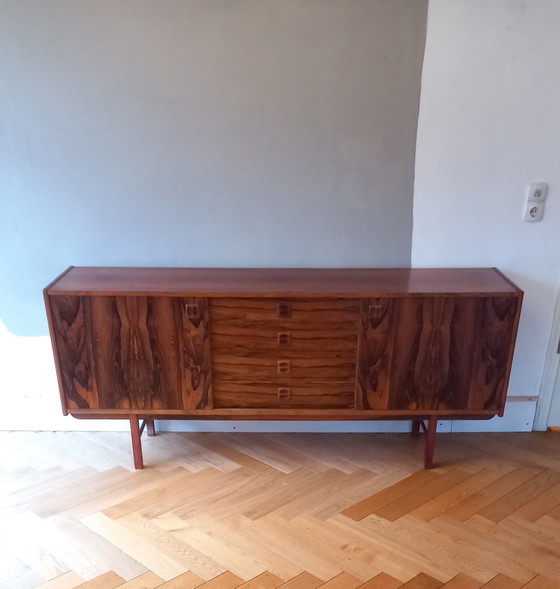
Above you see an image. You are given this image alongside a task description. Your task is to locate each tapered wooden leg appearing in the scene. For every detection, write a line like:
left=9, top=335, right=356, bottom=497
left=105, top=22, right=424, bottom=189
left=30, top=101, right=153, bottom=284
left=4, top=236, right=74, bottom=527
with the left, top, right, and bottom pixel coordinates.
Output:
left=130, top=416, right=144, bottom=470
left=424, top=416, right=438, bottom=470
left=146, top=419, right=156, bottom=437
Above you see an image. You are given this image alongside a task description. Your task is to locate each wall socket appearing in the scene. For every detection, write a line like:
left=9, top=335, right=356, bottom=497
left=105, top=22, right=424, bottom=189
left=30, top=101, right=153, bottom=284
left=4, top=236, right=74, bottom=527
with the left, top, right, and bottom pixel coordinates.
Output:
left=524, top=182, right=548, bottom=222
left=524, top=202, right=545, bottom=222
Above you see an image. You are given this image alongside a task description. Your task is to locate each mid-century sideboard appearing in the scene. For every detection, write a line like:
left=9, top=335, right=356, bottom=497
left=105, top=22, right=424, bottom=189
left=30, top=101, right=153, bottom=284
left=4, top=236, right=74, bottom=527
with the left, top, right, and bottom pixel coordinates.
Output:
left=44, top=267, right=523, bottom=469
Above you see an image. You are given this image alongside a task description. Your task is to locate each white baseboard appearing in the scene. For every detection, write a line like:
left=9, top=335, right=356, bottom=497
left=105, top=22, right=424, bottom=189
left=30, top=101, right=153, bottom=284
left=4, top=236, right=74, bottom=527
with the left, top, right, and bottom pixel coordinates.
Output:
left=153, top=420, right=441, bottom=433
left=450, top=398, right=537, bottom=433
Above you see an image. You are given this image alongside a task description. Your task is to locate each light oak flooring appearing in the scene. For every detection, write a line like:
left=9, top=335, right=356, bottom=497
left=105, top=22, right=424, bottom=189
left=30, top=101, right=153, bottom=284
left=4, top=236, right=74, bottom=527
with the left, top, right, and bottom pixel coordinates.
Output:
left=2, top=430, right=560, bottom=588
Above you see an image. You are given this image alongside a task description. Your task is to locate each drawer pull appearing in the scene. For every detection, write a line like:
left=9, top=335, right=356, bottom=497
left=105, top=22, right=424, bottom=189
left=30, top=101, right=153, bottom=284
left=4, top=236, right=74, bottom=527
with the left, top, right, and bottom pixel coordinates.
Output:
left=277, top=303, right=292, bottom=318
left=368, top=304, right=383, bottom=326
left=277, top=332, right=291, bottom=345
left=185, top=303, right=200, bottom=320
left=278, top=387, right=291, bottom=400
left=277, top=360, right=291, bottom=373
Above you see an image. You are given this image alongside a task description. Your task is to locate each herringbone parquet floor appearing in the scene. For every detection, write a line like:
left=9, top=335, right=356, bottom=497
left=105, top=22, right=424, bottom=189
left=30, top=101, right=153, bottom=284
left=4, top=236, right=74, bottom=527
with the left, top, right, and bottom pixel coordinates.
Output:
left=2, top=430, right=560, bottom=588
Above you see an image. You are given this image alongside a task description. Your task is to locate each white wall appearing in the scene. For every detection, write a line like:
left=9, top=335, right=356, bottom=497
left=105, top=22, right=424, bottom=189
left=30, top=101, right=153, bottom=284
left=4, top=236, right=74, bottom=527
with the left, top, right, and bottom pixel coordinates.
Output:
left=412, top=0, right=560, bottom=428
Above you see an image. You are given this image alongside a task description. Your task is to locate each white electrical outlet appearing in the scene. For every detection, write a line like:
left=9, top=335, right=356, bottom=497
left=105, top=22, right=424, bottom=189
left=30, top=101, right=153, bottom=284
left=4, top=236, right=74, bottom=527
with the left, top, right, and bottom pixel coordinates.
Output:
left=527, top=182, right=548, bottom=202
left=524, top=202, right=545, bottom=222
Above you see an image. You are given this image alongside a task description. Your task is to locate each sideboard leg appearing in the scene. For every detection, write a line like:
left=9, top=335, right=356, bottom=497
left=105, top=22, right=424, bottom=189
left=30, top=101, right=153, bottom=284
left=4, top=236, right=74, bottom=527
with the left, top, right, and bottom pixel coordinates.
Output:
left=130, top=416, right=144, bottom=470
left=424, top=416, right=438, bottom=470
left=146, top=419, right=156, bottom=437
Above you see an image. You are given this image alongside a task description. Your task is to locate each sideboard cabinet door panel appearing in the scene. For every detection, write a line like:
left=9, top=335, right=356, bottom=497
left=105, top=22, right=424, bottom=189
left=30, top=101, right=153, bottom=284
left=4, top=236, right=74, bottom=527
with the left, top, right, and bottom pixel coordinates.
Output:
left=49, top=295, right=98, bottom=410
left=389, top=297, right=475, bottom=411
left=358, top=296, right=519, bottom=412
left=89, top=296, right=183, bottom=410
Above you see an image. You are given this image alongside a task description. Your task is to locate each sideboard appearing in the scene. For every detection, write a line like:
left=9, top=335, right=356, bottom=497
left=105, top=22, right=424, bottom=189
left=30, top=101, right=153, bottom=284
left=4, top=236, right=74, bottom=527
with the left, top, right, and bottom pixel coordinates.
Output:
left=44, top=267, right=523, bottom=469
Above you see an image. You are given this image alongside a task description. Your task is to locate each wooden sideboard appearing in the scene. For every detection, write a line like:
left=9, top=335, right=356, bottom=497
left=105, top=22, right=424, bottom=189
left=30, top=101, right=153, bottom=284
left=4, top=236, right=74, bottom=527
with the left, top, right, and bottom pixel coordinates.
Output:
left=44, top=267, right=523, bottom=469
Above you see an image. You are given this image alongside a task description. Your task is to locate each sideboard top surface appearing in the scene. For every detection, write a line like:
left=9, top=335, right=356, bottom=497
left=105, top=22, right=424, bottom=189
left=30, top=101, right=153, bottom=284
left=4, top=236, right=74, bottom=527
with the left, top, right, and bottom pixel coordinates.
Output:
left=45, top=267, right=522, bottom=297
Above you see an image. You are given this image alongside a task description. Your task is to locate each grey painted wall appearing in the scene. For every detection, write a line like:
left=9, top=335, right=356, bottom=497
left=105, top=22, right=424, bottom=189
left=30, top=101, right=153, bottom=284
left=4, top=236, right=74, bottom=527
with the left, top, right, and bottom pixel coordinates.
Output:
left=1, top=0, right=428, bottom=336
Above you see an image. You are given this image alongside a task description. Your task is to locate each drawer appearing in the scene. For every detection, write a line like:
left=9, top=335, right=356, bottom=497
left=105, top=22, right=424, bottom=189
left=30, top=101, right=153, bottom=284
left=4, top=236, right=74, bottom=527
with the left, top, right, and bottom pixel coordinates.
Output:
left=210, top=330, right=358, bottom=356
left=211, top=354, right=357, bottom=381
left=209, top=298, right=360, bottom=326
left=209, top=297, right=360, bottom=409
left=212, top=381, right=356, bottom=409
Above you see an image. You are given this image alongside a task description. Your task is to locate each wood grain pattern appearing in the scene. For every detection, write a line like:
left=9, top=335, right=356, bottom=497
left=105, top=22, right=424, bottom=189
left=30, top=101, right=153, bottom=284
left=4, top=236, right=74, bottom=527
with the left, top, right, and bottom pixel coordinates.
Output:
left=90, top=296, right=181, bottom=410
left=212, top=382, right=356, bottom=409
left=389, top=298, right=461, bottom=411
left=211, top=357, right=356, bottom=382
left=178, top=298, right=213, bottom=410
left=46, top=267, right=522, bottom=296
left=468, top=297, right=519, bottom=412
left=209, top=298, right=359, bottom=322
left=356, top=298, right=395, bottom=410
left=358, top=298, right=466, bottom=412
left=356, top=297, right=519, bottom=413
left=209, top=298, right=359, bottom=410
left=48, top=296, right=98, bottom=410
left=209, top=333, right=358, bottom=355
left=51, top=296, right=214, bottom=412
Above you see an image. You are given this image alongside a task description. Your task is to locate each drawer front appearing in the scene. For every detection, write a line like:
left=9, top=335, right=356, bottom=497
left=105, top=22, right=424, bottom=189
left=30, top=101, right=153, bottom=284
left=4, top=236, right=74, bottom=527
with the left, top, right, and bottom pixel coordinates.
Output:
left=209, top=298, right=359, bottom=408
left=209, top=298, right=359, bottom=361
left=211, top=354, right=357, bottom=381
left=210, top=330, right=358, bottom=356
left=212, top=381, right=356, bottom=409
left=210, top=298, right=359, bottom=325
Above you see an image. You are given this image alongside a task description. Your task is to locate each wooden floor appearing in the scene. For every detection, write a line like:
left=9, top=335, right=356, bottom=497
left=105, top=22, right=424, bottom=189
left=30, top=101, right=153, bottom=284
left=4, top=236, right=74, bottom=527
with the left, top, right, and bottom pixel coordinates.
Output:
left=2, top=430, right=560, bottom=589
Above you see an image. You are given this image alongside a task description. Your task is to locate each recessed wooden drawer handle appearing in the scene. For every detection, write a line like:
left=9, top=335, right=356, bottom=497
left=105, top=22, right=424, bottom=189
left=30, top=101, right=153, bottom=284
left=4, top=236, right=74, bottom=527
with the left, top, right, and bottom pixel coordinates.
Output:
left=368, top=304, right=383, bottom=326
left=277, top=303, right=292, bottom=318
left=185, top=303, right=200, bottom=320
left=278, top=387, right=291, bottom=400
left=277, top=360, right=291, bottom=373
left=277, top=332, right=291, bottom=345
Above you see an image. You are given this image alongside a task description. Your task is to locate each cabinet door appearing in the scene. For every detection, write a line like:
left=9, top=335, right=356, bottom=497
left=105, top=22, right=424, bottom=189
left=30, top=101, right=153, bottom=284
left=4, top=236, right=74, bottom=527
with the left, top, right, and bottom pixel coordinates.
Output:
left=89, top=296, right=182, bottom=410
left=356, top=296, right=520, bottom=412
left=49, top=295, right=212, bottom=411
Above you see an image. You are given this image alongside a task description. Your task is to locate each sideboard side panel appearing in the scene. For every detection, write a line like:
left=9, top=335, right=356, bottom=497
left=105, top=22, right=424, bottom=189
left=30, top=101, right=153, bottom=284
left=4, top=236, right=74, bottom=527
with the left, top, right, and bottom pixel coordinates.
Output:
left=467, top=296, right=520, bottom=411
left=49, top=295, right=98, bottom=410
